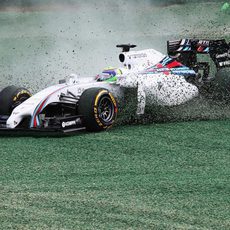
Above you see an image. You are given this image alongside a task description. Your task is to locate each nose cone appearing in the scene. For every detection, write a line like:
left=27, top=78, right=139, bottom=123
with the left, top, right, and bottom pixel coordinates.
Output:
left=6, top=115, right=20, bottom=128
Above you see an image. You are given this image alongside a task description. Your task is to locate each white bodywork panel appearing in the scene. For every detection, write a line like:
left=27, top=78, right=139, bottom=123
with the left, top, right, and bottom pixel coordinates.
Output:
left=120, top=49, right=166, bottom=71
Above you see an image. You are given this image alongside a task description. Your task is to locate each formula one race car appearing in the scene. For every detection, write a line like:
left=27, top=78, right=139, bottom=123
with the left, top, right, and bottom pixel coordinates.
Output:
left=0, top=38, right=229, bottom=135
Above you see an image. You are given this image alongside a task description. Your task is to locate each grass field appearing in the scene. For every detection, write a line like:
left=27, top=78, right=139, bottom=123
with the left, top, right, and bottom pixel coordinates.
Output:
left=0, top=120, right=230, bottom=229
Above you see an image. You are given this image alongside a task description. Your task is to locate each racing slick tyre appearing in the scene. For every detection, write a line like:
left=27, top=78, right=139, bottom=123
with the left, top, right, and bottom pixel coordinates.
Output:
left=0, top=85, right=31, bottom=115
left=215, top=68, right=230, bottom=98
left=78, top=88, right=118, bottom=131
left=212, top=68, right=230, bottom=99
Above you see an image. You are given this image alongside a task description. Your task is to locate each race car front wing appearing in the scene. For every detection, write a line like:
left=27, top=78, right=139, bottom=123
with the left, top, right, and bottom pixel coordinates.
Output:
left=0, top=115, right=86, bottom=136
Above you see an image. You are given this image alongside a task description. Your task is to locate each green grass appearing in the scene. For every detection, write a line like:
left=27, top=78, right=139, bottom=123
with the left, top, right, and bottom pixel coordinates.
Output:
left=0, top=120, right=230, bottom=229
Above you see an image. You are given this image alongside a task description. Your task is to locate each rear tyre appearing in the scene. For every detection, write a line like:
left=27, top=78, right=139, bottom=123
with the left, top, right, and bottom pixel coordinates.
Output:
left=78, top=88, right=118, bottom=131
left=211, top=68, right=230, bottom=99
left=0, top=85, right=32, bottom=115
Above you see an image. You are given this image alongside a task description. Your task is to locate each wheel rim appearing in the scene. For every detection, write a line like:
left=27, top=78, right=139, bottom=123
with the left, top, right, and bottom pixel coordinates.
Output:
left=98, top=96, right=115, bottom=123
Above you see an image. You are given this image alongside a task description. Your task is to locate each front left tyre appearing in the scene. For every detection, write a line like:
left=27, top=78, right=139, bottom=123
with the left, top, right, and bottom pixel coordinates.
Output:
left=0, top=85, right=32, bottom=115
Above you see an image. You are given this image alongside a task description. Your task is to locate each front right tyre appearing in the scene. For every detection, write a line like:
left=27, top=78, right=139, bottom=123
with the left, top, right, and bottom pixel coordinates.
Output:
left=78, top=88, right=118, bottom=131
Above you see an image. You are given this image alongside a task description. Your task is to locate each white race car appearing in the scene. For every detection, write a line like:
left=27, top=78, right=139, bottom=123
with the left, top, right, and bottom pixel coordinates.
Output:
left=0, top=39, right=229, bottom=135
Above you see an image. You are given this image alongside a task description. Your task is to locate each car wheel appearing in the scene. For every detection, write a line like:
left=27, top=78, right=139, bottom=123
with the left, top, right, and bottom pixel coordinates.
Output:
left=78, top=88, right=118, bottom=131
left=0, top=85, right=32, bottom=115
left=211, top=68, right=230, bottom=99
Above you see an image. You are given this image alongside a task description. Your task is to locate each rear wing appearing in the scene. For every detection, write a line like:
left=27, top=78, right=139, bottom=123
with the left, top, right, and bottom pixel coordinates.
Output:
left=167, top=39, right=230, bottom=69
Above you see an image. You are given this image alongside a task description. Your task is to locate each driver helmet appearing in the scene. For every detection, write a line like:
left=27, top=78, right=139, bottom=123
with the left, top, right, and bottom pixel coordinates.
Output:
left=96, top=67, right=122, bottom=82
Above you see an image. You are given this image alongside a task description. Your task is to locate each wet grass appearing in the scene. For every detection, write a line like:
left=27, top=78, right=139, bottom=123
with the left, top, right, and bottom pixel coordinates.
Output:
left=0, top=120, right=230, bottom=229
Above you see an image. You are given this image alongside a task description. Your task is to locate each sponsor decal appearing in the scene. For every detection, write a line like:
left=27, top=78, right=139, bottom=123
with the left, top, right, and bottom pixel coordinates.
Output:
left=13, top=90, right=31, bottom=102
left=61, top=118, right=81, bottom=128
left=219, top=60, right=230, bottom=67
left=93, top=106, right=104, bottom=127
left=216, top=52, right=230, bottom=59
left=94, top=90, right=108, bottom=106
left=128, top=53, right=147, bottom=59
left=197, top=40, right=209, bottom=46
